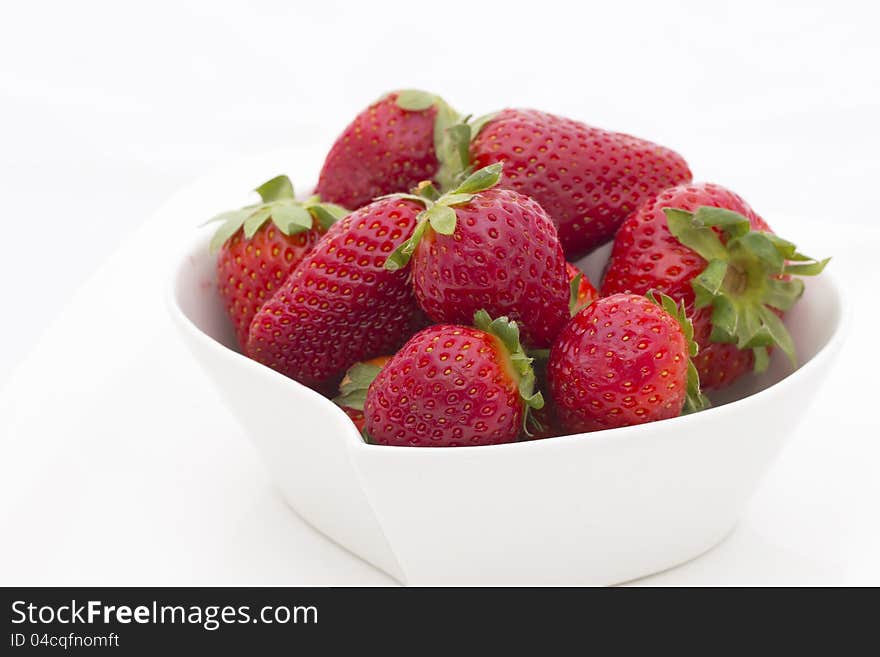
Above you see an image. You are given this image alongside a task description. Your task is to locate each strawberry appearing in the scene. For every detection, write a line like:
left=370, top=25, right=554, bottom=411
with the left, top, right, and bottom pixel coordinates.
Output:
left=566, top=262, right=599, bottom=314
left=333, top=356, right=392, bottom=432
left=245, top=196, right=428, bottom=392
left=548, top=292, right=708, bottom=434
left=207, top=175, right=348, bottom=348
left=467, top=109, right=692, bottom=259
left=316, top=89, right=465, bottom=210
left=600, top=183, right=829, bottom=388
left=363, top=311, right=543, bottom=447
left=384, top=164, right=570, bottom=348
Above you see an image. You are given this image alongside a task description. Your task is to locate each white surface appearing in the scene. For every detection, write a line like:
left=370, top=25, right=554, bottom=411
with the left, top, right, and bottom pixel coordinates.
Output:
left=1, top=0, right=879, bottom=585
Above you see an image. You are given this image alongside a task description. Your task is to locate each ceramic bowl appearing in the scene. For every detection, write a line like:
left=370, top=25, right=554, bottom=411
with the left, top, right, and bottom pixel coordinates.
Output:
left=169, top=216, right=845, bottom=586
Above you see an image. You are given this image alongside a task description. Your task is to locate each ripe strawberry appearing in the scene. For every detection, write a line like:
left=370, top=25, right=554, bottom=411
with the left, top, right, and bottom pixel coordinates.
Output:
left=208, top=175, right=348, bottom=348
left=600, top=183, right=829, bottom=389
left=548, top=293, right=708, bottom=434
left=384, top=164, right=570, bottom=348
left=468, top=109, right=692, bottom=258
left=316, top=89, right=465, bottom=210
left=566, top=262, right=599, bottom=314
left=245, top=196, right=428, bottom=392
left=363, top=311, right=543, bottom=447
left=333, top=356, right=392, bottom=433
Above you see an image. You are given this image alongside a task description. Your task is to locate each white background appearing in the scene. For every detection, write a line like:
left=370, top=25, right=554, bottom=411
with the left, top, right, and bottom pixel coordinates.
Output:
left=1, top=0, right=878, bottom=585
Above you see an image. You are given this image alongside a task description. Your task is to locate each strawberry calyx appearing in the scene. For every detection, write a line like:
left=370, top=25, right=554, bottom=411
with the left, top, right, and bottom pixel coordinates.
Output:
left=473, top=309, right=544, bottom=435
left=334, top=358, right=391, bottom=445
left=568, top=273, right=591, bottom=316
left=663, top=206, right=829, bottom=372
left=391, top=89, right=471, bottom=192
left=645, top=290, right=711, bottom=414
left=332, top=359, right=388, bottom=412
left=383, top=163, right=503, bottom=271
left=206, top=175, right=349, bottom=253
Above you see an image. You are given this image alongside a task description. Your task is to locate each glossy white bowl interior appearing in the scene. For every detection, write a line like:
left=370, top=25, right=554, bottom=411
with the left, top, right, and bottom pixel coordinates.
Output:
left=169, top=226, right=845, bottom=585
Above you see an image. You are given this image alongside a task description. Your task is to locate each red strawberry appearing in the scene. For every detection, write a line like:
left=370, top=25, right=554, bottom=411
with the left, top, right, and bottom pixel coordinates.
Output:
left=548, top=293, right=708, bottom=433
left=566, top=262, right=599, bottom=314
left=469, top=109, right=692, bottom=259
left=333, top=356, right=392, bottom=433
left=600, top=183, right=829, bottom=389
left=316, top=89, right=464, bottom=210
left=208, top=175, right=348, bottom=347
left=363, top=311, right=543, bottom=447
left=245, top=196, right=427, bottom=392
left=385, top=164, right=570, bottom=348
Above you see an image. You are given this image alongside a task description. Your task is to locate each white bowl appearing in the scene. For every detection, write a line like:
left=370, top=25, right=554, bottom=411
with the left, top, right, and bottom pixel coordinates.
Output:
left=169, top=221, right=845, bottom=586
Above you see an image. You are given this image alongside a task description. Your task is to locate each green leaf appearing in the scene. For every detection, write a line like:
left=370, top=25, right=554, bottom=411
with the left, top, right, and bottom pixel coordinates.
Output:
left=763, top=278, right=805, bottom=312
left=474, top=311, right=522, bottom=355
left=414, top=181, right=441, bottom=201
left=682, top=361, right=711, bottom=414
left=318, top=202, right=349, bottom=220
left=693, top=259, right=728, bottom=298
left=785, top=257, right=831, bottom=276
left=333, top=361, right=384, bottom=412
left=271, top=203, right=313, bottom=236
left=473, top=309, right=493, bottom=332
left=733, top=232, right=784, bottom=272
left=201, top=208, right=251, bottom=227
left=662, top=207, right=693, bottom=230
left=395, top=89, right=437, bottom=111
left=520, top=385, right=544, bottom=411
left=664, top=208, right=729, bottom=262
left=209, top=211, right=247, bottom=253
left=453, top=163, right=503, bottom=194
left=665, top=205, right=829, bottom=378
left=468, top=112, right=498, bottom=140
left=384, top=220, right=427, bottom=271
left=339, top=362, right=383, bottom=395
left=373, top=192, right=428, bottom=204
left=438, top=192, right=474, bottom=207
left=334, top=389, right=368, bottom=411
left=709, top=295, right=738, bottom=342
left=524, top=410, right=545, bottom=438
left=255, top=175, right=295, bottom=203
left=444, top=123, right=472, bottom=175
left=763, top=233, right=799, bottom=260
left=309, top=203, right=349, bottom=230
left=526, top=348, right=551, bottom=361
left=432, top=99, right=465, bottom=191
left=646, top=291, right=709, bottom=415
left=753, top=347, right=770, bottom=373
left=758, top=306, right=798, bottom=367
left=425, top=204, right=457, bottom=235
left=738, top=304, right=768, bottom=349
left=242, top=206, right=272, bottom=239
left=693, top=206, right=751, bottom=237
left=384, top=241, right=413, bottom=271
left=472, top=310, right=544, bottom=422
left=569, top=273, right=584, bottom=316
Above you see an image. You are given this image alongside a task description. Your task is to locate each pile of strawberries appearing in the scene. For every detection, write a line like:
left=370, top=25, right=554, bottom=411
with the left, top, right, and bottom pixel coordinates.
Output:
left=208, top=90, right=829, bottom=447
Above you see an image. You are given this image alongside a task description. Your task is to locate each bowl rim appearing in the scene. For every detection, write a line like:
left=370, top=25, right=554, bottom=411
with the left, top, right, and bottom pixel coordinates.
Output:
left=168, top=229, right=849, bottom=457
